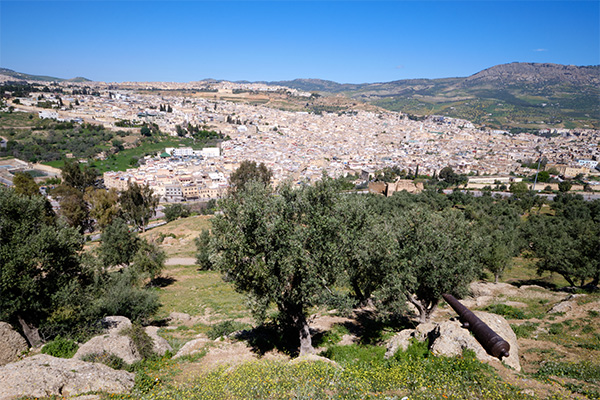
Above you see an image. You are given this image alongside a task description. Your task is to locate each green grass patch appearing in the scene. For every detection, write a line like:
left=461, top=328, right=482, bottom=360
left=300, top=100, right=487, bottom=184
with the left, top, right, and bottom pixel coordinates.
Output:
left=110, top=346, right=533, bottom=400
left=157, top=265, right=249, bottom=321
left=483, top=303, right=526, bottom=319
left=510, top=322, right=539, bottom=338
left=41, top=336, right=78, bottom=358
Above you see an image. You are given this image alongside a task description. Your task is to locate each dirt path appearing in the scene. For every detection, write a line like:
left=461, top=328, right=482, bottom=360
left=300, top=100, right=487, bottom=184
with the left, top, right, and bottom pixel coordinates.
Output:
left=165, top=257, right=197, bottom=266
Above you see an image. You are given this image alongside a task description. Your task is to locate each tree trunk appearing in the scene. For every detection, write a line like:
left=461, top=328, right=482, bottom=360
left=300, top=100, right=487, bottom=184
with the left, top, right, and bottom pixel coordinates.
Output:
left=409, top=295, right=439, bottom=324
left=297, top=314, right=313, bottom=356
left=17, top=315, right=42, bottom=347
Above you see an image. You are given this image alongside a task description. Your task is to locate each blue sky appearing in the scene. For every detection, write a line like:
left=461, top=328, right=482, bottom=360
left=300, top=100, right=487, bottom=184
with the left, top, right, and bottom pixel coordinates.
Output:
left=1, top=1, right=598, bottom=83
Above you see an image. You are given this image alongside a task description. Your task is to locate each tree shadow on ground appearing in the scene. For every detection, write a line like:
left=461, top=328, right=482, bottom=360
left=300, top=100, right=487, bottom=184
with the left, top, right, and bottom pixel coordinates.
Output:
left=148, top=276, right=177, bottom=288
left=236, top=323, right=301, bottom=358
left=342, top=309, right=417, bottom=346
left=506, top=279, right=559, bottom=290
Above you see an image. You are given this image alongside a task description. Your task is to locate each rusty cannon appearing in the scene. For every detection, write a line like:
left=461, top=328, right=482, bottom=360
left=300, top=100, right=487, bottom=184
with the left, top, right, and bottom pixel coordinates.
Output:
left=442, top=293, right=510, bottom=360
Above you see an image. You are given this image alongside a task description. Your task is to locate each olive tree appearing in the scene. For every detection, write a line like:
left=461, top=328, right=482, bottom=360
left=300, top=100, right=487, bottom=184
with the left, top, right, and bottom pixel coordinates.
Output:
left=210, top=178, right=345, bottom=355
left=392, top=206, right=482, bottom=323
left=0, top=187, right=83, bottom=346
left=120, top=182, right=158, bottom=233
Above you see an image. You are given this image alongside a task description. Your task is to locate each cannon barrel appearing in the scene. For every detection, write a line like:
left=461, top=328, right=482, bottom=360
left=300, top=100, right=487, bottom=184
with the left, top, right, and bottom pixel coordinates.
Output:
left=442, top=293, right=510, bottom=360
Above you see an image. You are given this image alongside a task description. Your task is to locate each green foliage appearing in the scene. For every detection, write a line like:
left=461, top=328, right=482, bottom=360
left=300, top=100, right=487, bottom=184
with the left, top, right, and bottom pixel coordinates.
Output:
left=523, top=196, right=600, bottom=287
left=84, top=187, right=120, bottom=229
left=121, top=324, right=155, bottom=360
left=0, top=187, right=83, bottom=342
left=129, top=348, right=530, bottom=400
left=12, top=171, right=40, bottom=197
left=211, top=178, right=347, bottom=353
left=163, top=203, right=190, bottom=222
left=535, top=361, right=600, bottom=384
left=207, top=320, right=248, bottom=340
left=558, top=180, right=572, bottom=192
left=81, top=351, right=125, bottom=369
left=483, top=304, right=526, bottom=319
left=228, top=160, right=273, bottom=194
left=91, top=269, right=160, bottom=323
left=131, top=240, right=166, bottom=281
left=99, top=218, right=140, bottom=267
left=509, top=181, right=529, bottom=195
left=393, top=338, right=431, bottom=361
left=510, top=322, right=539, bottom=338
left=195, top=229, right=213, bottom=270
left=41, top=336, right=78, bottom=358
left=120, top=182, right=159, bottom=233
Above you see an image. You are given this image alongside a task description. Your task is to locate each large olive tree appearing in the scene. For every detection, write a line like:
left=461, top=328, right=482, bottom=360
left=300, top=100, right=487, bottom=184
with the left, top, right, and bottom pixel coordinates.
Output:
left=210, top=178, right=345, bottom=355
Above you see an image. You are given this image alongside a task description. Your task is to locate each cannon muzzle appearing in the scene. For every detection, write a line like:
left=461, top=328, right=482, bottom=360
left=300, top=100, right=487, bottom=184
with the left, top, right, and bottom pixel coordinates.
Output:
left=442, top=293, right=510, bottom=360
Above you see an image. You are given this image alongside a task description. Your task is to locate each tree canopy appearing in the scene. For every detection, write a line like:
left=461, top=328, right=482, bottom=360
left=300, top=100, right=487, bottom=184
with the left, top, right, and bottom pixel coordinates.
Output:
left=120, top=182, right=159, bottom=232
left=228, top=160, right=273, bottom=194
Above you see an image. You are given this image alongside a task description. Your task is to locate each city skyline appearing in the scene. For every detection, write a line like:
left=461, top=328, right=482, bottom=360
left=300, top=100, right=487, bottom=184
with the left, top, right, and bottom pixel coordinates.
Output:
left=1, top=1, right=599, bottom=83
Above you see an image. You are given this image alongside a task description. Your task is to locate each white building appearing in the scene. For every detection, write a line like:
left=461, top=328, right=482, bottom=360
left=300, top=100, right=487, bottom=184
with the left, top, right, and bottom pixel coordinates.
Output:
left=578, top=159, right=598, bottom=169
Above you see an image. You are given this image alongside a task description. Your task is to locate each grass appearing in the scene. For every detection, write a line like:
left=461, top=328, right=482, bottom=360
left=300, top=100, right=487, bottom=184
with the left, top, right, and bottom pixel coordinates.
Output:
left=157, top=265, right=249, bottom=321
left=107, top=343, right=536, bottom=400
left=142, top=215, right=212, bottom=258
left=503, top=257, right=572, bottom=289
left=90, top=137, right=198, bottom=173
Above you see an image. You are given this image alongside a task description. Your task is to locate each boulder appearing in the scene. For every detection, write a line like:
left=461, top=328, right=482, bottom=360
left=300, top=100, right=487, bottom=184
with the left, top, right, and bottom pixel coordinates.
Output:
left=74, top=334, right=141, bottom=365
left=0, top=322, right=28, bottom=366
left=0, top=354, right=134, bottom=399
left=174, top=337, right=211, bottom=359
left=385, top=312, right=520, bottom=371
left=100, top=316, right=132, bottom=335
left=384, top=322, right=436, bottom=358
left=549, top=294, right=586, bottom=314
left=145, top=326, right=172, bottom=355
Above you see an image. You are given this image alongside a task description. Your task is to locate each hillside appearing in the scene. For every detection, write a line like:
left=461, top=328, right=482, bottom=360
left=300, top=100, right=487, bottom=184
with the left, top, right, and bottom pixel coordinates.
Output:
left=271, top=63, right=600, bottom=131
left=0, top=67, right=91, bottom=83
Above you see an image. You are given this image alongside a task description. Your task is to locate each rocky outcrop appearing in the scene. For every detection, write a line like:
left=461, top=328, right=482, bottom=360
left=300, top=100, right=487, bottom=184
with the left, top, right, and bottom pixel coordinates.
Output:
left=74, top=334, right=141, bottom=365
left=0, top=354, right=134, bottom=399
left=145, top=326, right=172, bottom=355
left=0, top=322, right=28, bottom=366
left=174, top=336, right=211, bottom=359
left=548, top=294, right=586, bottom=314
left=385, top=312, right=520, bottom=371
left=100, top=316, right=132, bottom=335
left=75, top=316, right=171, bottom=364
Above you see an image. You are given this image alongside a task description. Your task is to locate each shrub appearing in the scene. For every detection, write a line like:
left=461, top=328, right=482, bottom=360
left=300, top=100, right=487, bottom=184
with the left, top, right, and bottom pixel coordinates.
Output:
left=121, top=324, right=155, bottom=360
left=164, top=203, right=191, bottom=222
left=92, top=270, right=160, bottom=323
left=41, top=336, right=78, bottom=358
left=511, top=322, right=539, bottom=338
left=207, top=320, right=248, bottom=340
left=81, top=351, right=125, bottom=369
left=483, top=303, right=526, bottom=319
left=394, top=338, right=430, bottom=361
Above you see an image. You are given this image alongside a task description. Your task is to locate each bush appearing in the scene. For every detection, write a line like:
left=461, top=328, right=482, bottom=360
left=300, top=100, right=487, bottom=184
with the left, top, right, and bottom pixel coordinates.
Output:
left=81, top=351, right=125, bottom=369
left=207, top=320, right=248, bottom=340
left=510, top=322, right=539, bottom=338
left=41, top=336, right=79, bottom=358
left=483, top=303, right=526, bottom=319
left=394, top=338, right=430, bottom=361
left=121, top=324, right=155, bottom=360
left=164, top=203, right=191, bottom=222
left=92, top=270, right=160, bottom=323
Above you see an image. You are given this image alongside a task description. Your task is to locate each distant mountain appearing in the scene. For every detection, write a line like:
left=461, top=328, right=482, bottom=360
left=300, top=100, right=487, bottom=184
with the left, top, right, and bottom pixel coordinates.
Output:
left=0, top=68, right=91, bottom=83
left=269, top=63, right=599, bottom=131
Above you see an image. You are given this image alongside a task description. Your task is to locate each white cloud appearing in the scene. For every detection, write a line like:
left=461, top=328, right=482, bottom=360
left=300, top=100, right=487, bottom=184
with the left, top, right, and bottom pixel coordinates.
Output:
left=533, top=48, right=548, bottom=52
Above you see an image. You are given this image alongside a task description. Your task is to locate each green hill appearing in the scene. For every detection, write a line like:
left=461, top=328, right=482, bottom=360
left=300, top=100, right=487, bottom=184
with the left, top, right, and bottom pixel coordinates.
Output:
left=271, top=63, right=600, bottom=131
left=0, top=67, right=91, bottom=83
